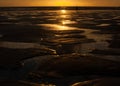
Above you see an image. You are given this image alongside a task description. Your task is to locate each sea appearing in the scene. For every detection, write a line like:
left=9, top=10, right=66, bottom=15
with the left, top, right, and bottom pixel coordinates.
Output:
left=0, top=7, right=120, bottom=86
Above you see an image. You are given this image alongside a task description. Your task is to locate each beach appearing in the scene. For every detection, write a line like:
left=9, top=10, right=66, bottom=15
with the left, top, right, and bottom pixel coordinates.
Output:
left=0, top=7, right=120, bottom=86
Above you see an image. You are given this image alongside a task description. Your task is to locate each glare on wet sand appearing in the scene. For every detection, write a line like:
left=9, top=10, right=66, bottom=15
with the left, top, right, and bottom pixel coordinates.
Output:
left=39, top=24, right=79, bottom=31
left=61, top=10, right=66, bottom=14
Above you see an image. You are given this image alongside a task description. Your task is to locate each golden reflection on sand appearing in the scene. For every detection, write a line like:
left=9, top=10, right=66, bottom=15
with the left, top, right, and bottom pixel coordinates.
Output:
left=39, top=24, right=79, bottom=31
left=61, top=9, right=66, bottom=14
left=38, top=9, right=77, bottom=30
left=61, top=20, right=76, bottom=25
left=61, top=15, right=67, bottom=18
left=62, top=21, right=66, bottom=25
left=56, top=25, right=68, bottom=30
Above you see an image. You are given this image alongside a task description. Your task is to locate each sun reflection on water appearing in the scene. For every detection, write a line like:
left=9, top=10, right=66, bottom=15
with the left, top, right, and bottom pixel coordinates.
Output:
left=39, top=24, right=79, bottom=31
left=62, top=21, right=66, bottom=25
left=61, top=15, right=67, bottom=18
left=61, top=20, right=77, bottom=25
left=61, top=10, right=66, bottom=14
left=39, top=9, right=76, bottom=30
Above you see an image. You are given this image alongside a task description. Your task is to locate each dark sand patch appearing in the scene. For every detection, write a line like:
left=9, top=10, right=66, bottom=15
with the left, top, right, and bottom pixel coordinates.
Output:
left=72, top=77, right=120, bottom=86
left=91, top=25, right=120, bottom=34
left=23, top=54, right=120, bottom=79
left=91, top=49, right=120, bottom=56
left=0, top=80, right=43, bottom=86
left=0, top=47, right=56, bottom=68
left=42, top=38, right=95, bottom=45
left=0, top=24, right=54, bottom=42
left=108, top=39, right=120, bottom=48
left=107, top=34, right=120, bottom=48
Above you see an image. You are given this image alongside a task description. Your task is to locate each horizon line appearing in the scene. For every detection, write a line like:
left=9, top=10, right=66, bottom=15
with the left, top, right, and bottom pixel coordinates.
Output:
left=0, top=6, right=120, bottom=7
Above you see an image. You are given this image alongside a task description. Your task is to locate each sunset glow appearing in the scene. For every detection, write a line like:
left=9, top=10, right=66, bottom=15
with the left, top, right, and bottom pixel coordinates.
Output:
left=54, top=0, right=73, bottom=6
left=0, top=0, right=120, bottom=7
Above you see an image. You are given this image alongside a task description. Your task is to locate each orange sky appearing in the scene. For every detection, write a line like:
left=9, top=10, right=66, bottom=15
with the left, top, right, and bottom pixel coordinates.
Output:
left=0, top=0, right=120, bottom=7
